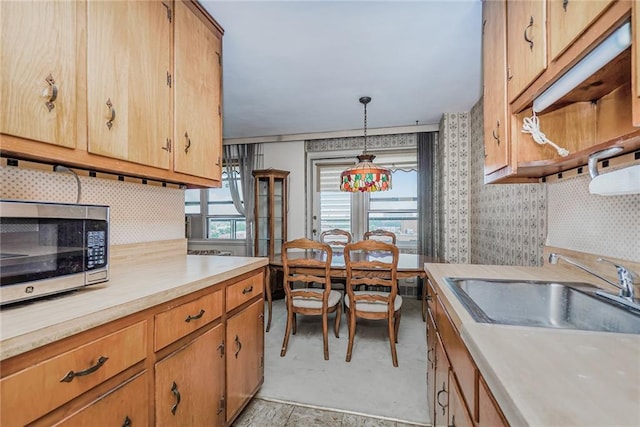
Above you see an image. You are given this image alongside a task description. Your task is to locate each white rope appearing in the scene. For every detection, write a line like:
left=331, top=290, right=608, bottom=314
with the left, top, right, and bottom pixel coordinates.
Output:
left=521, top=112, right=570, bottom=157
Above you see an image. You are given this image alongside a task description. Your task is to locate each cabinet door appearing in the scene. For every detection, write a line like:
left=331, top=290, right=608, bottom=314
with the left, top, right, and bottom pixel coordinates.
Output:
left=155, top=324, right=225, bottom=427
left=226, top=299, right=264, bottom=423
left=634, top=0, right=640, bottom=126
left=55, top=372, right=149, bottom=426
left=0, top=1, right=76, bottom=147
left=548, top=0, right=612, bottom=61
left=87, top=1, right=171, bottom=169
left=426, top=312, right=437, bottom=424
left=174, top=1, right=223, bottom=180
left=448, top=372, right=474, bottom=427
left=482, top=0, right=510, bottom=175
left=434, top=333, right=450, bottom=427
left=478, top=376, right=509, bottom=427
left=507, top=0, right=546, bottom=102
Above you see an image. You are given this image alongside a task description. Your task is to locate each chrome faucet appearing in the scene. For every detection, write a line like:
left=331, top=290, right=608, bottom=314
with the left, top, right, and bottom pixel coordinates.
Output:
left=548, top=253, right=636, bottom=300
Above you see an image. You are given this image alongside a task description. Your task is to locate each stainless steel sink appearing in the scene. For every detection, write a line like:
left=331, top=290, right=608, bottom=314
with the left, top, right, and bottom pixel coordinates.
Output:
left=444, top=278, right=640, bottom=334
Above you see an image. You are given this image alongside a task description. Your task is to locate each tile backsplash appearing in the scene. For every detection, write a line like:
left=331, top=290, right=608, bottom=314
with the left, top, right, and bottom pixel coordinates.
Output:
left=1, top=166, right=185, bottom=245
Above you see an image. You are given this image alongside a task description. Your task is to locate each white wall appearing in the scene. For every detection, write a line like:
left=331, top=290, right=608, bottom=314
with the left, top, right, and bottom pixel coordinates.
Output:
left=262, top=140, right=307, bottom=240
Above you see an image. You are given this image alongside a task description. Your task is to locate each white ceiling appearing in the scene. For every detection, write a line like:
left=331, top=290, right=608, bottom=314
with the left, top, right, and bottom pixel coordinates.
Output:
left=200, top=0, right=483, bottom=140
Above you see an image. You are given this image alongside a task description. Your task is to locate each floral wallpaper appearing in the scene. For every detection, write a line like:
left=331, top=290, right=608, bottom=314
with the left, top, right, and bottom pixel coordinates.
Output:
left=306, top=133, right=416, bottom=152
left=468, top=101, right=548, bottom=266
left=437, top=113, right=470, bottom=264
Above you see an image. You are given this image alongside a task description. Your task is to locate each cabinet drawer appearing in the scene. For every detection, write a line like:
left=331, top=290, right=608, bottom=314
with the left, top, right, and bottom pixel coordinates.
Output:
left=226, top=272, right=264, bottom=312
left=55, top=371, right=149, bottom=426
left=155, top=289, right=223, bottom=351
left=0, top=321, right=146, bottom=427
left=436, top=297, right=477, bottom=417
left=426, top=278, right=437, bottom=315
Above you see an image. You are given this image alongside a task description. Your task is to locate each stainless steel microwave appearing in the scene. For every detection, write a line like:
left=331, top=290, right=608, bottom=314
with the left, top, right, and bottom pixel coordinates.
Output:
left=0, top=200, right=109, bottom=306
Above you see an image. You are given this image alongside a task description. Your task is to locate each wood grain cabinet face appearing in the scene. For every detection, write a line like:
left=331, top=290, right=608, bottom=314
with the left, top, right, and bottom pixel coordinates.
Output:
left=478, top=376, right=509, bottom=427
left=482, top=0, right=510, bottom=175
left=174, top=0, right=223, bottom=181
left=548, top=0, right=613, bottom=62
left=154, top=289, right=224, bottom=351
left=226, top=272, right=264, bottom=313
left=0, top=321, right=147, bottom=427
left=433, top=334, right=450, bottom=427
left=155, top=324, right=226, bottom=427
left=54, top=372, right=149, bottom=427
left=426, top=312, right=437, bottom=424
left=448, top=372, right=474, bottom=427
left=87, top=0, right=172, bottom=170
left=506, top=0, right=547, bottom=102
left=226, top=298, right=264, bottom=423
left=0, top=1, right=77, bottom=148
left=634, top=0, right=640, bottom=126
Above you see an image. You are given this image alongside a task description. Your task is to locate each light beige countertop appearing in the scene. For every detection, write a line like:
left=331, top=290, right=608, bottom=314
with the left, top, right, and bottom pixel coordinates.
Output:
left=0, top=255, right=268, bottom=361
left=425, top=263, right=640, bottom=427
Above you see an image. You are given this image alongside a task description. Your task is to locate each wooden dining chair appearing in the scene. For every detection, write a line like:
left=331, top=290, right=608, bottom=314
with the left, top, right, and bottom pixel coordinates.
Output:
left=344, top=239, right=401, bottom=367
left=363, top=229, right=397, bottom=245
left=280, top=238, right=342, bottom=360
left=320, top=228, right=353, bottom=247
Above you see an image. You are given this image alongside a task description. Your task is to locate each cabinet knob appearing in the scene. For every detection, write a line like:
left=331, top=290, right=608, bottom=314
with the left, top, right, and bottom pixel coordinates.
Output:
left=106, top=98, right=116, bottom=130
left=170, top=381, right=181, bottom=415
left=184, top=131, right=191, bottom=154
left=524, top=16, right=534, bottom=51
left=44, top=74, right=58, bottom=112
left=60, top=355, right=109, bottom=383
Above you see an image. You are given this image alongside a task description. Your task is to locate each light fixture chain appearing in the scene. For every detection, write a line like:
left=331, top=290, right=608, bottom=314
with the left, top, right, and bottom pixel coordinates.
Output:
left=363, top=102, right=367, bottom=153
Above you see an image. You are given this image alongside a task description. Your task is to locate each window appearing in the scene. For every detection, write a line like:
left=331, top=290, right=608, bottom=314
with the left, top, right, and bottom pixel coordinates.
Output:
left=312, top=150, right=418, bottom=251
left=185, top=168, right=246, bottom=240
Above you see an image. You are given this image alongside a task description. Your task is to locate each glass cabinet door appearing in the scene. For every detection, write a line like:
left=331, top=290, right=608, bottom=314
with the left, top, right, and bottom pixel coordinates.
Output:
left=252, top=169, right=289, bottom=260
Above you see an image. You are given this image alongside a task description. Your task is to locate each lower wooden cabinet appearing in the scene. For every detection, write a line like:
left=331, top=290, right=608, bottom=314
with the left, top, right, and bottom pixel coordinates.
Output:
left=0, top=268, right=265, bottom=427
left=55, top=372, right=149, bottom=426
left=156, top=324, right=225, bottom=426
left=425, top=279, right=508, bottom=427
left=226, top=298, right=265, bottom=423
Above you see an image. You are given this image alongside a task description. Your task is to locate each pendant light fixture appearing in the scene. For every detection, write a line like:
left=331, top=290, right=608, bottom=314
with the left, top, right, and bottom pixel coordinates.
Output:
left=340, top=96, right=391, bottom=192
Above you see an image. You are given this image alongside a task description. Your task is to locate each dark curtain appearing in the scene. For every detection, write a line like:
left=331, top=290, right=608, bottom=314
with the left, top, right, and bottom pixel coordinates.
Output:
left=418, top=131, right=438, bottom=257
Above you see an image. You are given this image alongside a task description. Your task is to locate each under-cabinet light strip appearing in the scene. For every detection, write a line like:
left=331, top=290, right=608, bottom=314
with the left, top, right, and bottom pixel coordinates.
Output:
left=533, top=21, right=631, bottom=113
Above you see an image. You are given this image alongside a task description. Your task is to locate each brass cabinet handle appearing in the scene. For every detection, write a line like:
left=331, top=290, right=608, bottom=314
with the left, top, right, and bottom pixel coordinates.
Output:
left=524, top=16, right=534, bottom=51
left=60, top=356, right=109, bottom=383
left=217, top=397, right=225, bottom=415
left=448, top=415, right=456, bottom=427
left=562, top=0, right=569, bottom=11
left=217, top=341, right=225, bottom=357
left=170, top=381, right=181, bottom=415
left=242, top=285, right=254, bottom=294
left=234, top=334, right=242, bottom=358
left=184, top=131, right=191, bottom=154
left=106, top=98, right=116, bottom=130
left=492, top=120, right=500, bottom=145
left=122, top=416, right=132, bottom=427
left=185, top=309, right=205, bottom=323
left=45, top=74, right=58, bottom=112
left=425, top=294, right=433, bottom=302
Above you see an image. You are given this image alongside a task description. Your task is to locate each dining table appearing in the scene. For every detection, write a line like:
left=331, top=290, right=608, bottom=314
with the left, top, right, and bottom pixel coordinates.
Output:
left=264, top=250, right=444, bottom=332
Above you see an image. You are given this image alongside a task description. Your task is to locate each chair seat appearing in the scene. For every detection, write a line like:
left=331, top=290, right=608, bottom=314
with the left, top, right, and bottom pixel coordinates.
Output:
left=345, top=291, right=402, bottom=313
left=290, top=288, right=342, bottom=309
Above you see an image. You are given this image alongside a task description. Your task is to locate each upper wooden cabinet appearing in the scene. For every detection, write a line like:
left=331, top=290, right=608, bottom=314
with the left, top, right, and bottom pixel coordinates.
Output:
left=482, top=0, right=510, bottom=175
left=174, top=0, right=223, bottom=181
left=506, top=0, right=547, bottom=102
left=0, top=1, right=77, bottom=148
left=87, top=1, right=172, bottom=170
left=0, top=0, right=223, bottom=188
left=484, top=0, right=640, bottom=183
left=548, top=0, right=613, bottom=62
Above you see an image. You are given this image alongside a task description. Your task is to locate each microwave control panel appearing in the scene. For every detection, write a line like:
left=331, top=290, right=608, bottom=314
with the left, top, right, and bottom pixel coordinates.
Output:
left=86, top=230, right=107, bottom=269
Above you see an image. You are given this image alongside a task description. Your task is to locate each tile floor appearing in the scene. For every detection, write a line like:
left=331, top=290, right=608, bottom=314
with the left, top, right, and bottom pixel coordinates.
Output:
left=232, top=398, right=427, bottom=427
